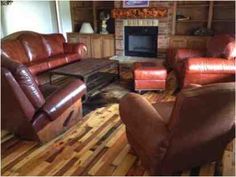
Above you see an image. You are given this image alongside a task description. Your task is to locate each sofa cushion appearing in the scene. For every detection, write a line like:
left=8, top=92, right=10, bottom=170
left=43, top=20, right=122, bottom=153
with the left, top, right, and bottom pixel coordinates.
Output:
left=47, top=54, right=67, bottom=69
left=19, top=33, right=49, bottom=62
left=42, top=34, right=65, bottom=57
left=1, top=40, right=29, bottom=64
left=26, top=61, right=50, bottom=75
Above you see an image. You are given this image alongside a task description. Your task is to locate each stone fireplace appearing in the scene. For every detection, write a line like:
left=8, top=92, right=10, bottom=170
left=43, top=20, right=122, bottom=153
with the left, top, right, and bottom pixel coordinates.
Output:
left=113, top=1, right=173, bottom=59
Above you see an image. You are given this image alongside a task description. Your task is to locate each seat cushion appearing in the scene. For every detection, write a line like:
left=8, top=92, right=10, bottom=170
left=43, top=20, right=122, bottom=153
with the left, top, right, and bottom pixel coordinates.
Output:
left=26, top=61, right=50, bottom=75
left=134, top=62, right=167, bottom=80
left=152, top=101, right=175, bottom=124
left=47, top=54, right=67, bottom=69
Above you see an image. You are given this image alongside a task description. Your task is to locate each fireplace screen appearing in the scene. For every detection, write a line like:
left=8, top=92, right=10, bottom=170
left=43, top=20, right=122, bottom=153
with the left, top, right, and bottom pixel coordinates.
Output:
left=125, top=26, right=158, bottom=57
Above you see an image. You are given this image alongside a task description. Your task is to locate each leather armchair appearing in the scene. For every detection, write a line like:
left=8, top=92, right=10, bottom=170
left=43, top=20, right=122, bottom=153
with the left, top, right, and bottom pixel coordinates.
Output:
left=119, top=82, right=235, bottom=175
left=1, top=55, right=87, bottom=143
left=168, top=35, right=236, bottom=88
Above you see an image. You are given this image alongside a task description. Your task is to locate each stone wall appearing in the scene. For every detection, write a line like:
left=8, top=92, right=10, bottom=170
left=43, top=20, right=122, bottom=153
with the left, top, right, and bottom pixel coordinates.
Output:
left=114, top=1, right=174, bottom=59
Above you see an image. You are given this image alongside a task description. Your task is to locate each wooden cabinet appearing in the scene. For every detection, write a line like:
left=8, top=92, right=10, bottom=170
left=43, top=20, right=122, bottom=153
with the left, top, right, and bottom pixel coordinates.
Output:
left=169, top=36, right=210, bottom=49
left=67, top=33, right=115, bottom=59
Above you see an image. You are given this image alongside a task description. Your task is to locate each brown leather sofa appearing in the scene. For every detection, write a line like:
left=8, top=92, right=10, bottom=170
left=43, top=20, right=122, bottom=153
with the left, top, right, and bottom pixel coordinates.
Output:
left=167, top=34, right=236, bottom=88
left=1, top=55, right=87, bottom=143
left=1, top=31, right=87, bottom=85
left=119, top=82, right=235, bottom=175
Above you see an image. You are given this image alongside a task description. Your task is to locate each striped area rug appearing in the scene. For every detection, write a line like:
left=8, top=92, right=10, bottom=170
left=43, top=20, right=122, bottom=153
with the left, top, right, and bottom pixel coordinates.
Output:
left=1, top=92, right=235, bottom=176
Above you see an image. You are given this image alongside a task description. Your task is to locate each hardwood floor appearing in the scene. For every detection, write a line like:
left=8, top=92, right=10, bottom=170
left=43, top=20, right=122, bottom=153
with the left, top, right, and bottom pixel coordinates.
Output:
left=1, top=65, right=235, bottom=176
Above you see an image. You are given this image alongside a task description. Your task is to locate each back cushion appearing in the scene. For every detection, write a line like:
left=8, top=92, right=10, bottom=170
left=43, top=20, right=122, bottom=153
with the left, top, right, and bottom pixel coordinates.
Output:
left=1, top=56, right=45, bottom=109
left=1, top=40, right=29, bottom=64
left=18, top=33, right=49, bottom=62
left=42, top=34, right=65, bottom=57
left=207, top=35, right=235, bottom=59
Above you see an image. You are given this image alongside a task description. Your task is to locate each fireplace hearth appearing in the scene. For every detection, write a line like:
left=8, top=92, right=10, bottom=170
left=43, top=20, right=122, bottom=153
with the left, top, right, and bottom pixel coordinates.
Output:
left=125, top=26, right=158, bottom=58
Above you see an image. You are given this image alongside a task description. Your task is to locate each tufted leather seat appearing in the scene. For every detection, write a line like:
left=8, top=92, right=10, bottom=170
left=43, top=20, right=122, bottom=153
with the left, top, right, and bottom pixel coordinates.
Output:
left=1, top=55, right=87, bottom=143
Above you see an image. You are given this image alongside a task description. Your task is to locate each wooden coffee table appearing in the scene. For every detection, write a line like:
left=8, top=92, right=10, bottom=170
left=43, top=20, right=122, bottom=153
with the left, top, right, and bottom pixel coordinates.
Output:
left=50, top=58, right=119, bottom=96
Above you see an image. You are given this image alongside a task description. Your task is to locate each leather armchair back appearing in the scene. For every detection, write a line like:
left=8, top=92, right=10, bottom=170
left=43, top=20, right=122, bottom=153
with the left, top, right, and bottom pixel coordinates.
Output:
left=162, top=82, right=235, bottom=172
left=206, top=34, right=236, bottom=60
left=1, top=56, right=45, bottom=110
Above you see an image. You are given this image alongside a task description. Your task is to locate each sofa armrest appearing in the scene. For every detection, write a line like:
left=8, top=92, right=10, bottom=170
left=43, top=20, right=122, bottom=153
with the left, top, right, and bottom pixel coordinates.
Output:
left=119, top=93, right=170, bottom=152
left=41, top=80, right=86, bottom=120
left=63, top=43, right=87, bottom=57
left=184, top=58, right=236, bottom=74
left=175, top=49, right=206, bottom=63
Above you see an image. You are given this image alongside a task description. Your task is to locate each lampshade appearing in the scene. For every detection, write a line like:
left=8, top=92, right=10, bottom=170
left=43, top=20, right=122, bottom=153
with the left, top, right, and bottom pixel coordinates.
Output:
left=79, top=22, right=94, bottom=34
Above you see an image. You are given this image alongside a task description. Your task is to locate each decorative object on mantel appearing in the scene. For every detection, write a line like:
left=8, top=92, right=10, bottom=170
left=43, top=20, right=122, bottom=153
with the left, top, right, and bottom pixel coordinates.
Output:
left=100, top=11, right=110, bottom=34
left=176, top=14, right=191, bottom=21
left=79, top=22, right=94, bottom=34
left=112, top=7, right=168, bottom=19
left=123, top=0, right=149, bottom=8
left=192, top=27, right=214, bottom=36
left=1, top=0, right=13, bottom=5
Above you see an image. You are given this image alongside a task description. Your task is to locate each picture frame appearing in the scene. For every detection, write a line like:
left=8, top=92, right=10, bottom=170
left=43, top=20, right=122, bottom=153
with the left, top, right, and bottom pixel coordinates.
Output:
left=123, top=0, right=149, bottom=8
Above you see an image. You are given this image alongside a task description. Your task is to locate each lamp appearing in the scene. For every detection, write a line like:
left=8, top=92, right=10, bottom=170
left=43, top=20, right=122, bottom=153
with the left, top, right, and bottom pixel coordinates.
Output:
left=79, top=22, right=94, bottom=34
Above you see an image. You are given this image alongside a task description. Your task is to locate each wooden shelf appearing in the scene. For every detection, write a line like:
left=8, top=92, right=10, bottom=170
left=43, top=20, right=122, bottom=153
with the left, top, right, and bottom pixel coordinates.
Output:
left=173, top=1, right=235, bottom=35
left=178, top=4, right=209, bottom=8
left=176, top=20, right=208, bottom=23
left=212, top=20, right=235, bottom=22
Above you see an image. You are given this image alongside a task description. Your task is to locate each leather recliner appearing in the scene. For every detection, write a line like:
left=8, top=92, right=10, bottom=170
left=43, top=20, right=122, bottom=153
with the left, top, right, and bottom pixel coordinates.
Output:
left=119, top=82, right=235, bottom=175
left=167, top=34, right=236, bottom=89
left=1, top=55, right=87, bottom=143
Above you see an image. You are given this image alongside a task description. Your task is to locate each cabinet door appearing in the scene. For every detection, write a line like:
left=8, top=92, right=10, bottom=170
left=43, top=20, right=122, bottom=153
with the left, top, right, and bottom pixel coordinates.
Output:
left=102, top=36, right=115, bottom=58
left=187, top=37, right=209, bottom=49
left=91, top=35, right=103, bottom=59
left=78, top=35, right=91, bottom=58
left=67, top=33, right=80, bottom=43
left=169, top=36, right=187, bottom=48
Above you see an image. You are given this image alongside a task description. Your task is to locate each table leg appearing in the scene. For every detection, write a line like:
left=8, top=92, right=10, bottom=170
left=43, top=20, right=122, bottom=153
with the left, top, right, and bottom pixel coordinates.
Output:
left=117, top=62, right=120, bottom=79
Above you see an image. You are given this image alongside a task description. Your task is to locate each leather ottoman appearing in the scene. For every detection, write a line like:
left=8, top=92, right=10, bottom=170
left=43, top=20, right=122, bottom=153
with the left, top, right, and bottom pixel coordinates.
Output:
left=134, top=62, right=167, bottom=92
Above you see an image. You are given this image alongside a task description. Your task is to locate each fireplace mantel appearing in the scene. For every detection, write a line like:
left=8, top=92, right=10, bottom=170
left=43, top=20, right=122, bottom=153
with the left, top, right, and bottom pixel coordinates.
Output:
left=112, top=7, right=168, bottom=19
